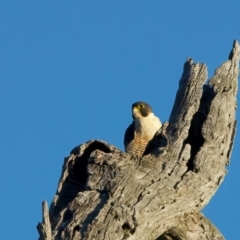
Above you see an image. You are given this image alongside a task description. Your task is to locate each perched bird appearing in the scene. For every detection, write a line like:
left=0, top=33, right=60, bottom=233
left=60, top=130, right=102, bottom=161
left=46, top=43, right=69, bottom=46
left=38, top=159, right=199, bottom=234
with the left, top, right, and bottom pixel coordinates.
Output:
left=124, top=101, right=162, bottom=156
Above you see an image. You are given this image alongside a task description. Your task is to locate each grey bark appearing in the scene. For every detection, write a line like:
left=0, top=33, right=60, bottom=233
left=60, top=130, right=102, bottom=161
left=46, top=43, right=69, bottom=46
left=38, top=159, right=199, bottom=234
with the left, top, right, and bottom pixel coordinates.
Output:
left=37, top=40, right=240, bottom=240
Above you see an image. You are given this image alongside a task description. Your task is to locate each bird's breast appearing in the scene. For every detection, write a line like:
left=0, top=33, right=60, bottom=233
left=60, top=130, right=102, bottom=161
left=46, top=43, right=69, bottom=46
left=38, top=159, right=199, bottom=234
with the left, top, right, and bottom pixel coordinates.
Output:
left=125, top=132, right=149, bottom=156
left=135, top=114, right=162, bottom=140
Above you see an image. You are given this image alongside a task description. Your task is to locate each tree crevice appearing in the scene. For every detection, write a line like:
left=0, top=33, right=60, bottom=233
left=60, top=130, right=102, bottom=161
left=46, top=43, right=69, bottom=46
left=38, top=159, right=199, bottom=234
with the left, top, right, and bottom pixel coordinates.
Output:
left=185, top=84, right=215, bottom=171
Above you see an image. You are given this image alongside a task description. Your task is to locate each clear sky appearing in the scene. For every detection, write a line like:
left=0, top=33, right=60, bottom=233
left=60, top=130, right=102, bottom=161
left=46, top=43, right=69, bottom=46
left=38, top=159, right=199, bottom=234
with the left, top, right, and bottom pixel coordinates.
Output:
left=0, top=1, right=239, bottom=239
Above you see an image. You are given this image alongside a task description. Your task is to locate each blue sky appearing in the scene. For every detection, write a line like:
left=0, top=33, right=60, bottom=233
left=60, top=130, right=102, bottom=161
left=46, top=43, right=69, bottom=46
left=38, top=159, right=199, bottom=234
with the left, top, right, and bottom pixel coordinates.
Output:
left=0, top=2, right=239, bottom=239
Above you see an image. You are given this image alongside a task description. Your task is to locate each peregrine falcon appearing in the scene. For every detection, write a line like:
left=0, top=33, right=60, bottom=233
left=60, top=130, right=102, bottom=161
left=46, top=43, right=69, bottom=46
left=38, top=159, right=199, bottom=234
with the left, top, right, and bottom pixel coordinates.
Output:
left=124, top=101, right=162, bottom=156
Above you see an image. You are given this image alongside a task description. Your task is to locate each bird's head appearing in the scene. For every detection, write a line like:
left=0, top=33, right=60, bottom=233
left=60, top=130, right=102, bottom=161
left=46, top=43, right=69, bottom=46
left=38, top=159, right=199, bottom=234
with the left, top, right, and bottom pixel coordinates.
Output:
left=132, top=101, right=153, bottom=119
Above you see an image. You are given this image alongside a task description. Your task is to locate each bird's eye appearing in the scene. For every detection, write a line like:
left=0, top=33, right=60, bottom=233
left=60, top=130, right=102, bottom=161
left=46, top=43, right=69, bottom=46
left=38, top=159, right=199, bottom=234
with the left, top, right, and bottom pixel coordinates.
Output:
left=139, top=104, right=144, bottom=109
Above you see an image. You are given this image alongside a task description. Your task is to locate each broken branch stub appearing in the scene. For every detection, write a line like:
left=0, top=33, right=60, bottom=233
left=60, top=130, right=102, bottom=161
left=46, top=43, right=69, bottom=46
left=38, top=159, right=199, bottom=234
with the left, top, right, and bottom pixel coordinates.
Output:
left=37, top=40, right=239, bottom=240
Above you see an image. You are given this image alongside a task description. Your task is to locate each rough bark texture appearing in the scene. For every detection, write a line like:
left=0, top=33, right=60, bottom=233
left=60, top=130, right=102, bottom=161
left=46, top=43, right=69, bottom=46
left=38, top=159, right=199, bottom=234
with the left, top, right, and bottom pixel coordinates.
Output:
left=37, top=41, right=240, bottom=240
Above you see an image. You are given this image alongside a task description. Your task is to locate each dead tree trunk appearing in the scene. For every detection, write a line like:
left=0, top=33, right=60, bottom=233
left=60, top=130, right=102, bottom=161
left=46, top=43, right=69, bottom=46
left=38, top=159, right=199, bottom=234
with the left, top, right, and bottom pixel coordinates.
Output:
left=37, top=41, right=239, bottom=240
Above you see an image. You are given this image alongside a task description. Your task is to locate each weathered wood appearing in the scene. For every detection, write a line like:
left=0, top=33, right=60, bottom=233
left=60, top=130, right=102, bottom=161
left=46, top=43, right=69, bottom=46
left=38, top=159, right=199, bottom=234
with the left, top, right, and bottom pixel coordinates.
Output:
left=37, top=201, right=52, bottom=240
left=37, top=40, right=239, bottom=240
left=157, top=212, right=224, bottom=240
